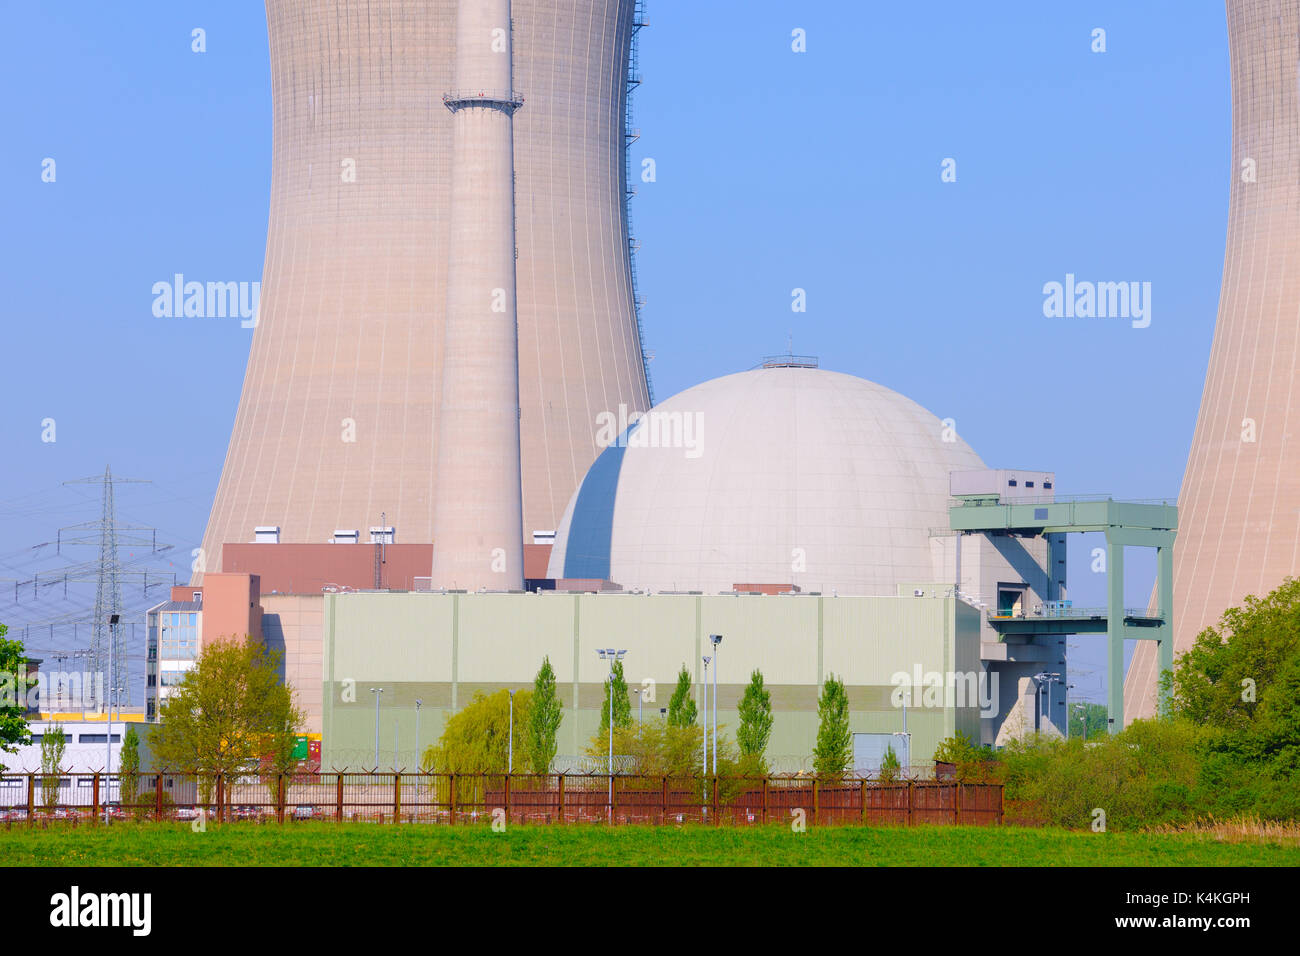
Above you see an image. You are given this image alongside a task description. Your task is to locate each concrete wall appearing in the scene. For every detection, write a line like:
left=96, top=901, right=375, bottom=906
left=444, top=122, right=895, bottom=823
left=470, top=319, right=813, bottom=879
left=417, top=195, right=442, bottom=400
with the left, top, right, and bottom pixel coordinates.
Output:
left=260, top=595, right=325, bottom=736
left=320, top=590, right=982, bottom=772
left=198, top=573, right=262, bottom=643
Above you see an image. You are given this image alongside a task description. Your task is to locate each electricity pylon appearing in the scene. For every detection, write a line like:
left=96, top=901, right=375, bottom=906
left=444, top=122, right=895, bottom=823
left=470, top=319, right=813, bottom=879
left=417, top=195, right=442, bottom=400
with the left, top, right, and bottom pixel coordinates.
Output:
left=58, top=466, right=156, bottom=710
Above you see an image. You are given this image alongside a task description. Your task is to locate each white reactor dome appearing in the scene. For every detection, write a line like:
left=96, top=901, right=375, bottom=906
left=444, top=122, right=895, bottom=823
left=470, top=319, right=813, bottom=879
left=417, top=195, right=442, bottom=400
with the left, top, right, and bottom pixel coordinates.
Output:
left=546, top=365, right=986, bottom=595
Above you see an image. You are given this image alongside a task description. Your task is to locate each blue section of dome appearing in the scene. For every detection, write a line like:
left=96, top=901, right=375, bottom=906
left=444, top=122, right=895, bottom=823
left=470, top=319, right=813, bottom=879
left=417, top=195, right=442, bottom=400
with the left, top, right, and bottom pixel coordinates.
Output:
left=561, top=423, right=638, bottom=580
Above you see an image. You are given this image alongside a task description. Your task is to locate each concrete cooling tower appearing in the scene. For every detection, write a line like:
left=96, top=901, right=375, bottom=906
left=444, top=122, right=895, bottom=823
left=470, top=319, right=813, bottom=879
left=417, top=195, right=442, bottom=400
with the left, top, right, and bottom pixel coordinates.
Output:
left=197, top=0, right=651, bottom=579
left=1126, top=0, right=1300, bottom=719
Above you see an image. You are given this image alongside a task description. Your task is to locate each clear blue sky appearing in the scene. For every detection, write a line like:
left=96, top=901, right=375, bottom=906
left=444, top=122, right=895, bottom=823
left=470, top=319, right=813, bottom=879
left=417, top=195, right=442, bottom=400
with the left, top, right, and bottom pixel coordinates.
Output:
left=0, top=1, right=1229, bottom=703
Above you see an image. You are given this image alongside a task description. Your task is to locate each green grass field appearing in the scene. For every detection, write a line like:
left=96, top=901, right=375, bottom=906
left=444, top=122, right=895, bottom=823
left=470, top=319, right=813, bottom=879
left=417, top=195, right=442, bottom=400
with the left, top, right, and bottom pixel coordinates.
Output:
left=3, top=822, right=1298, bottom=866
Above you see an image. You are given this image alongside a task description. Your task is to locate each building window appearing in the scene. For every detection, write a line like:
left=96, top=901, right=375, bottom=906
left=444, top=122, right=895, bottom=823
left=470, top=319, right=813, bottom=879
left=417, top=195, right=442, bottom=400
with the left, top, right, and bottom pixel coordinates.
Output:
left=1026, top=481, right=1035, bottom=488
left=1007, top=479, right=1018, bottom=487
left=159, top=611, right=198, bottom=661
left=77, top=734, right=121, bottom=744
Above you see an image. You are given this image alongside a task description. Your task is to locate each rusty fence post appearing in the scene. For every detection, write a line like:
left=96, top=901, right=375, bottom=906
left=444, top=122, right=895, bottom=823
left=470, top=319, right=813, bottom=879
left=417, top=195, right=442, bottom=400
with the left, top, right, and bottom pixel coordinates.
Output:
left=860, top=777, right=868, bottom=825
left=27, top=772, right=34, bottom=826
left=661, top=775, right=669, bottom=825
left=276, top=773, right=286, bottom=824
left=91, top=773, right=100, bottom=823
left=503, top=772, right=510, bottom=827
left=393, top=772, right=402, bottom=823
left=953, top=782, right=961, bottom=826
left=907, top=781, right=914, bottom=826
left=813, top=777, right=820, bottom=827
left=762, top=777, right=769, bottom=825
left=155, top=772, right=164, bottom=821
left=335, top=773, right=344, bottom=822
left=449, top=773, right=457, bottom=826
left=556, top=773, right=564, bottom=824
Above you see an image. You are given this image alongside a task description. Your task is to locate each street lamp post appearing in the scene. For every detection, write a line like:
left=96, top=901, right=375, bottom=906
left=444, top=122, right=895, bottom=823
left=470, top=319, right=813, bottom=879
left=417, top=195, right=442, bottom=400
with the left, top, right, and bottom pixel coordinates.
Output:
left=1034, top=672, right=1061, bottom=735
left=105, top=613, right=119, bottom=779
left=414, top=699, right=422, bottom=768
left=709, top=635, right=722, bottom=774
left=596, top=649, right=627, bottom=815
left=105, top=613, right=119, bottom=821
left=369, top=687, right=384, bottom=767
left=701, top=656, right=711, bottom=781
left=1065, top=683, right=1076, bottom=741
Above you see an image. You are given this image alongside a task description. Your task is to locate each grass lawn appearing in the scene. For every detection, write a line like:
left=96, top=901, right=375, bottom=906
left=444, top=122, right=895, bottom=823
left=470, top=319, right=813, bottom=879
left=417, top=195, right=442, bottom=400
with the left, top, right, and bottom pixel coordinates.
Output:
left=3, top=821, right=1298, bottom=866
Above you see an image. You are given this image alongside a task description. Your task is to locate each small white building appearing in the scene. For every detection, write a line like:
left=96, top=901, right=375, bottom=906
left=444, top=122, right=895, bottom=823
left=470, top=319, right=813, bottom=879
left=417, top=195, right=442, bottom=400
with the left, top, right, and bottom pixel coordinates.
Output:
left=0, top=716, right=148, bottom=807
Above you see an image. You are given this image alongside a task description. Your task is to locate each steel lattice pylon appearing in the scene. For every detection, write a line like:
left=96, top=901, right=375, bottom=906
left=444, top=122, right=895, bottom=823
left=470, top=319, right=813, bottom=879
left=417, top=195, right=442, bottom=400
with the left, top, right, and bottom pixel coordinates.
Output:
left=60, top=466, right=154, bottom=710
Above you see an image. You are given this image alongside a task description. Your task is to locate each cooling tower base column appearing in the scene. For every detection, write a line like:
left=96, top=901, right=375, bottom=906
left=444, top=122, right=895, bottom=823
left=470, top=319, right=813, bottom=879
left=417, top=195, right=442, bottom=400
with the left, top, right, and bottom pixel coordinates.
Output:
left=431, top=0, right=526, bottom=591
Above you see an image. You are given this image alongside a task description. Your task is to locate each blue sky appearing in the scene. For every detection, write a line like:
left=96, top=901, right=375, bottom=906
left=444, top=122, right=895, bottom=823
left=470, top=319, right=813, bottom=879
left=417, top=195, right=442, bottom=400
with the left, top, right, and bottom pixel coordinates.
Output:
left=0, top=2, right=1229, bottom=703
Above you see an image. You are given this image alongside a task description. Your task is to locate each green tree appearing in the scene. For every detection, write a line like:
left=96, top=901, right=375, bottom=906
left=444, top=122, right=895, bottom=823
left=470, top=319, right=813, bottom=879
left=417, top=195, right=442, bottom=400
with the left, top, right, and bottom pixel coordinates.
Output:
left=813, top=674, right=851, bottom=779
left=1068, top=702, right=1108, bottom=739
left=526, top=657, right=562, bottom=773
left=879, top=744, right=902, bottom=782
left=40, top=722, right=66, bottom=809
left=589, top=718, right=707, bottom=778
left=1173, top=576, right=1300, bottom=735
left=119, top=724, right=141, bottom=810
left=597, top=658, right=632, bottom=735
left=933, top=731, right=998, bottom=782
left=423, top=689, right=533, bottom=805
left=424, top=688, right=533, bottom=775
left=1000, top=719, right=1202, bottom=829
left=736, top=669, right=773, bottom=774
left=666, top=664, right=698, bottom=727
left=148, top=637, right=304, bottom=797
left=0, top=624, right=33, bottom=771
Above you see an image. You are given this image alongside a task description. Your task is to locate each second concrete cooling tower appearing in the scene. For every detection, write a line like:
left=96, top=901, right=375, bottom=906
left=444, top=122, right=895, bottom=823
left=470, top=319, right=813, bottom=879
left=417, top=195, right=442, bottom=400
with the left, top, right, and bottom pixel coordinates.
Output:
left=1126, top=0, right=1300, bottom=719
left=197, top=0, right=651, bottom=575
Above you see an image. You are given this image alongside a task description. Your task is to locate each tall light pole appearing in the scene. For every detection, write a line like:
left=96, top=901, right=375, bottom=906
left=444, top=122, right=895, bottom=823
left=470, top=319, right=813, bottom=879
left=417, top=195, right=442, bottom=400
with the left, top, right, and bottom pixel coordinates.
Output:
left=632, top=687, right=641, bottom=727
left=709, top=635, right=723, bottom=774
left=596, top=648, right=626, bottom=813
left=369, top=687, right=384, bottom=767
left=1065, top=683, right=1075, bottom=741
left=105, top=613, right=118, bottom=818
left=701, top=655, right=711, bottom=796
left=1034, top=672, right=1061, bottom=735
left=414, top=699, right=423, bottom=768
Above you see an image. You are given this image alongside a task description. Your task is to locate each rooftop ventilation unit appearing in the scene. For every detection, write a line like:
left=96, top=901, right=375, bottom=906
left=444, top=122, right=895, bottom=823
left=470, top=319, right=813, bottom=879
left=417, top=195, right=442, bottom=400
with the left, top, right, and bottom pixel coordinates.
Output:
left=332, top=529, right=360, bottom=544
left=253, top=526, right=281, bottom=544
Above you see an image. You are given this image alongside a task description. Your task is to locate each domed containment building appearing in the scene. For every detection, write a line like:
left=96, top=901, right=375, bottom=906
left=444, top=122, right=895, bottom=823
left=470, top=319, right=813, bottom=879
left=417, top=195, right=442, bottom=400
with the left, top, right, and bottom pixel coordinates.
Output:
left=305, top=362, right=1072, bottom=769
left=547, top=365, right=985, bottom=595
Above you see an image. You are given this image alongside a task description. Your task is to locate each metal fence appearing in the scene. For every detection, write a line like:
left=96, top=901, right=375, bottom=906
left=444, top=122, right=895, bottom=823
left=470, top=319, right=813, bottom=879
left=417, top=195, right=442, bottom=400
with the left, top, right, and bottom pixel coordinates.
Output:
left=0, top=771, right=1003, bottom=827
